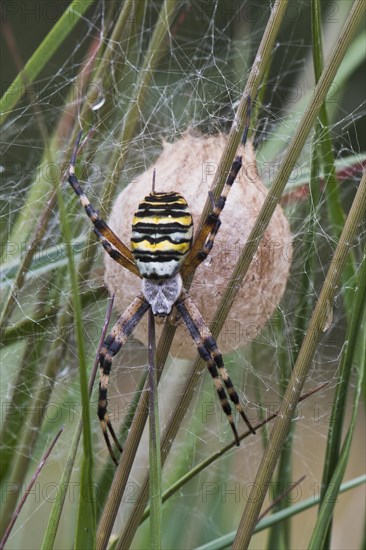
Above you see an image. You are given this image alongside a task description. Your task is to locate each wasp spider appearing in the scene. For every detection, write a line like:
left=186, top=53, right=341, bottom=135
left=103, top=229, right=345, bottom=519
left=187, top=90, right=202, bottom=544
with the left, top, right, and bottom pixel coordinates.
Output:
left=68, top=132, right=255, bottom=465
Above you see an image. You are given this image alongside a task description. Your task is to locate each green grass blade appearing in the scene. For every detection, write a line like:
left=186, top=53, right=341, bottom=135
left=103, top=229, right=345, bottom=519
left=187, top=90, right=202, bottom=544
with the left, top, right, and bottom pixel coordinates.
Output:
left=310, top=250, right=366, bottom=549
left=274, top=153, right=366, bottom=194
left=259, top=29, right=366, bottom=164
left=1, top=286, right=106, bottom=349
left=267, top=312, right=295, bottom=549
left=1, top=13, right=136, bottom=529
left=0, top=345, right=66, bottom=535
left=233, top=4, right=366, bottom=545
left=311, top=0, right=355, bottom=317
left=0, top=427, right=63, bottom=549
left=235, top=168, right=366, bottom=546
left=321, top=246, right=366, bottom=494
left=0, top=163, right=64, bottom=536
left=0, top=0, right=95, bottom=125
left=57, top=179, right=96, bottom=547
left=0, top=338, right=45, bottom=484
left=42, top=296, right=113, bottom=549
left=266, top=7, right=323, bottom=545
left=41, top=422, right=85, bottom=550
left=0, top=189, right=57, bottom=332
left=0, top=238, right=86, bottom=288
left=194, top=475, right=366, bottom=550
left=148, top=310, right=162, bottom=550
left=308, top=336, right=365, bottom=547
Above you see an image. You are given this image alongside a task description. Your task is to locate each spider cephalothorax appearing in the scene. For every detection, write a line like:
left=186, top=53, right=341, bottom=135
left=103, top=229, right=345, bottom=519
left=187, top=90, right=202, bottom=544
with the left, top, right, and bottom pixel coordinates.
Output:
left=68, top=132, right=255, bottom=465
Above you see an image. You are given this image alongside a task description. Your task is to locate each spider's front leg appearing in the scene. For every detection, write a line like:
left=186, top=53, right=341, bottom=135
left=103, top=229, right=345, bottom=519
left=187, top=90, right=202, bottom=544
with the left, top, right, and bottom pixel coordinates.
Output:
left=181, top=155, right=243, bottom=277
left=176, top=291, right=255, bottom=444
left=67, top=131, right=140, bottom=276
left=98, top=295, right=150, bottom=465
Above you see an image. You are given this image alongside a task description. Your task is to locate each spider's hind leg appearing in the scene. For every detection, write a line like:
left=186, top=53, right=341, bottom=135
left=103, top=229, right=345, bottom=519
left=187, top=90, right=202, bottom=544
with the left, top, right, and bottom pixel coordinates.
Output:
left=98, top=295, right=150, bottom=465
left=176, top=291, right=255, bottom=444
left=204, top=334, right=255, bottom=435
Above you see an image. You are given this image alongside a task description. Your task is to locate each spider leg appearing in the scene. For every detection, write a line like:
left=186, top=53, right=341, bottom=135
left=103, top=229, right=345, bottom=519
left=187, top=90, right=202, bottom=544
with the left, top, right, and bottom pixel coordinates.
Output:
left=98, top=294, right=150, bottom=464
left=68, top=132, right=140, bottom=276
left=94, top=227, right=140, bottom=273
left=181, top=156, right=242, bottom=277
left=176, top=292, right=255, bottom=444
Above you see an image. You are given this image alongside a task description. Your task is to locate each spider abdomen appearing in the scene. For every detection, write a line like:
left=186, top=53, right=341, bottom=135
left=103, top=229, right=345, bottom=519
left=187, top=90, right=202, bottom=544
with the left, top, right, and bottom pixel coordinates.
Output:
left=131, top=192, right=193, bottom=278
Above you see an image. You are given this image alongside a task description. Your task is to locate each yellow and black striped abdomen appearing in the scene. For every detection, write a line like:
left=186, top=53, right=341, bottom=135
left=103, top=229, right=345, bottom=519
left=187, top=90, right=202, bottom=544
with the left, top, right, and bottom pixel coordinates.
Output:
left=131, top=192, right=193, bottom=278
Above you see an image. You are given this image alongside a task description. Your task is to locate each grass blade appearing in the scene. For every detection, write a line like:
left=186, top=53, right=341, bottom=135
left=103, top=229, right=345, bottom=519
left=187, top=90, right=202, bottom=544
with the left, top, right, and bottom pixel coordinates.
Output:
left=0, top=0, right=95, bottom=125
left=148, top=310, right=162, bottom=550
left=0, top=427, right=63, bottom=550
left=195, top=475, right=366, bottom=550
left=57, top=176, right=96, bottom=547
left=41, top=296, right=114, bottom=549
left=259, top=28, right=366, bottom=164
left=308, top=340, right=365, bottom=547
left=311, top=0, right=356, bottom=317
left=234, top=166, right=366, bottom=546
left=310, top=249, right=366, bottom=548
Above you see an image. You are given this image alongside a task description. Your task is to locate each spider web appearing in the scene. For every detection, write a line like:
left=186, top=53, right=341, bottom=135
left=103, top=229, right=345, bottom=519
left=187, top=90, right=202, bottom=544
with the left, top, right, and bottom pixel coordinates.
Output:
left=1, top=1, right=365, bottom=549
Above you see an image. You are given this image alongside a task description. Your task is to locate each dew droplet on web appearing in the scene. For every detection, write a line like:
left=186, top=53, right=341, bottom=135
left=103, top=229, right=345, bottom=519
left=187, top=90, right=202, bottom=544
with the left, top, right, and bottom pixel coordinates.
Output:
left=91, top=96, right=106, bottom=111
